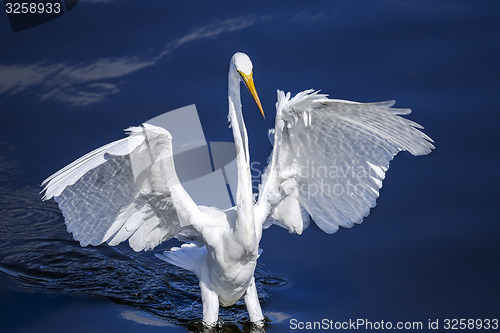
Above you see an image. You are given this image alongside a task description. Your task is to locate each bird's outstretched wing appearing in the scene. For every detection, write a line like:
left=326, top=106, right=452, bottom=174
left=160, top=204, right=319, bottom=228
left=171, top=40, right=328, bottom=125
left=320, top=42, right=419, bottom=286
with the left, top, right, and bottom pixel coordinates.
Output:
left=42, top=123, right=202, bottom=251
left=255, top=90, right=434, bottom=234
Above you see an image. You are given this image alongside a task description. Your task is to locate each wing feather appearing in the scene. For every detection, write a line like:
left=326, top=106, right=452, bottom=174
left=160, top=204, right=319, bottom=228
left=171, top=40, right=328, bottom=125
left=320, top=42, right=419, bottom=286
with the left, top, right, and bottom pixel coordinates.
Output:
left=42, top=124, right=202, bottom=251
left=256, top=89, right=434, bottom=234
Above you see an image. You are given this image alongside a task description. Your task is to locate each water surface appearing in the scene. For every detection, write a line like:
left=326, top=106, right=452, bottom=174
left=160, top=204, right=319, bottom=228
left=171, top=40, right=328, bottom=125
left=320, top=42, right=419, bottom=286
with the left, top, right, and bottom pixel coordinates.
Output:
left=1, top=1, right=499, bottom=332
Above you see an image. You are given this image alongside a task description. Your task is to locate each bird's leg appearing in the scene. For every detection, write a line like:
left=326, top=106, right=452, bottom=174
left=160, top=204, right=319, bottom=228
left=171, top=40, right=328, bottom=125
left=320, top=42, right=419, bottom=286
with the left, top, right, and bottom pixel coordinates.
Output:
left=200, top=281, right=219, bottom=327
left=244, top=277, right=264, bottom=324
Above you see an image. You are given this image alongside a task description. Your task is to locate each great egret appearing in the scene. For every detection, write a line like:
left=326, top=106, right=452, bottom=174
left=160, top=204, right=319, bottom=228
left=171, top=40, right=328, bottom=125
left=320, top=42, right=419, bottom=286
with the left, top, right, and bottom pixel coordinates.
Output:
left=42, top=52, right=434, bottom=326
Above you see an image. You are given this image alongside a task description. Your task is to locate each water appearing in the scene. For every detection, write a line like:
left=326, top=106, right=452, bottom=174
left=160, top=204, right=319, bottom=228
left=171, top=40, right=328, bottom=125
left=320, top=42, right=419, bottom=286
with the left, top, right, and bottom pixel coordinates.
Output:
left=1, top=1, right=500, bottom=332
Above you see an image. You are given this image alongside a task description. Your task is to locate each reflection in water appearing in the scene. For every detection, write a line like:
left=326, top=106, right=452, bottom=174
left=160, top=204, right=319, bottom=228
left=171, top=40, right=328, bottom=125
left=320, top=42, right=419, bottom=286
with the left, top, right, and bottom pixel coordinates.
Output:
left=0, top=152, right=291, bottom=332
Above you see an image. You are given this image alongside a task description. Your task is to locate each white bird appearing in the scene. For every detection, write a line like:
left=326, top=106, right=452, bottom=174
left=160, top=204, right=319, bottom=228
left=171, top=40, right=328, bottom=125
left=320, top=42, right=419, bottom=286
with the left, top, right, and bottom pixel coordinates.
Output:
left=41, top=52, right=434, bottom=326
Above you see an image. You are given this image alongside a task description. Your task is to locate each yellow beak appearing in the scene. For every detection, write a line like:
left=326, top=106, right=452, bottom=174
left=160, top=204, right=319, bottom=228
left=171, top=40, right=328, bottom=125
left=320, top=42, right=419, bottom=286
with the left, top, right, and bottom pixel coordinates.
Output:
left=240, top=71, right=265, bottom=119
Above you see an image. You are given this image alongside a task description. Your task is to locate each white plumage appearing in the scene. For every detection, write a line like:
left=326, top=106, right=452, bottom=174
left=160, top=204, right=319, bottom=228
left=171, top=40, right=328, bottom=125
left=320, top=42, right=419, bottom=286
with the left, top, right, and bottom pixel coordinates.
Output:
left=42, top=52, right=433, bottom=326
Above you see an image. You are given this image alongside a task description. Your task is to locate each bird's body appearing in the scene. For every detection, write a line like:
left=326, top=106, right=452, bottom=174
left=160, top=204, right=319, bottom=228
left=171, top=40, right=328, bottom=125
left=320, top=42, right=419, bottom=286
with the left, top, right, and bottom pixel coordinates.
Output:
left=42, top=53, right=434, bottom=326
left=159, top=205, right=260, bottom=318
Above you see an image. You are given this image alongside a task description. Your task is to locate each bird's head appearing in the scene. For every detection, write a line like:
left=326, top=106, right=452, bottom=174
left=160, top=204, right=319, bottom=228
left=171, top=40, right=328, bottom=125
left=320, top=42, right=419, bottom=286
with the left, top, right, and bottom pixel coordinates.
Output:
left=231, top=52, right=265, bottom=119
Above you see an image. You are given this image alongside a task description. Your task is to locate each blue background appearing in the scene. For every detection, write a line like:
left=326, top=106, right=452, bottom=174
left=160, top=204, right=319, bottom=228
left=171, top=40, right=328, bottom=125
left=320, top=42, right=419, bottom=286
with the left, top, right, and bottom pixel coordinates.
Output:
left=0, top=1, right=499, bottom=332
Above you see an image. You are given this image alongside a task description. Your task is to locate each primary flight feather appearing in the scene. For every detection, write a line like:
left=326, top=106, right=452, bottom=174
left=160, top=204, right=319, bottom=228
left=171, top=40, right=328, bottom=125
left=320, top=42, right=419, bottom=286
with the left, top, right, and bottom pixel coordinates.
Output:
left=42, top=52, right=433, bottom=326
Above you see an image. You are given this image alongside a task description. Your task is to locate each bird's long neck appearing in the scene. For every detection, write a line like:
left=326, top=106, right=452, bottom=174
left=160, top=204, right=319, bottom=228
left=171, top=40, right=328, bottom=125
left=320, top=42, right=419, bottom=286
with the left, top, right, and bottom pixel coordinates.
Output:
left=228, top=70, right=257, bottom=255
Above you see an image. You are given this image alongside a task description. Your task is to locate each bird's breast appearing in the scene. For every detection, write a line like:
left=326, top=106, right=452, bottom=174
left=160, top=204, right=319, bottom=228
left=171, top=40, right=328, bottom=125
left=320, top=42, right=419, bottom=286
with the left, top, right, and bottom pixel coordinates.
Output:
left=210, top=259, right=257, bottom=306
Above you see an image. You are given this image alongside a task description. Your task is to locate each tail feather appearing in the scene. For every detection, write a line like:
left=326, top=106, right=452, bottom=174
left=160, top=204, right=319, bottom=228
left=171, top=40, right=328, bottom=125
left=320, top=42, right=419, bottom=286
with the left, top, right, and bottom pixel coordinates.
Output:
left=155, top=243, right=207, bottom=276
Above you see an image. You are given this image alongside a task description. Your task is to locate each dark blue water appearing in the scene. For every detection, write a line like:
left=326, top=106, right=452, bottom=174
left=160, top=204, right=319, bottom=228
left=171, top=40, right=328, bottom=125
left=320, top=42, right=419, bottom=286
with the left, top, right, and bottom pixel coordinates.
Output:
left=1, top=1, right=499, bottom=332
